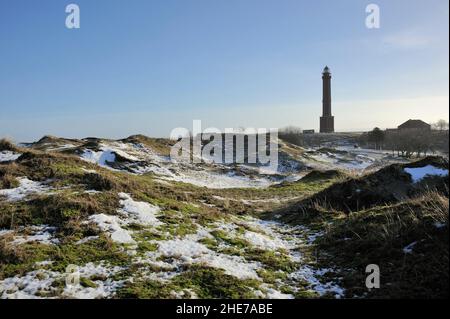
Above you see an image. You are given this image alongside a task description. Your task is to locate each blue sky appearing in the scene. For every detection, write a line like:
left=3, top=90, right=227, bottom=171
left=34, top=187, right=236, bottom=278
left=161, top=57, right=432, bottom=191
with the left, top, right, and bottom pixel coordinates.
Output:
left=0, top=0, right=448, bottom=141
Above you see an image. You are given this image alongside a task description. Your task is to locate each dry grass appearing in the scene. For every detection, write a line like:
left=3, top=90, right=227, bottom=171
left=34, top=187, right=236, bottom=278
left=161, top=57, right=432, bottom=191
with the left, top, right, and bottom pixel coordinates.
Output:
left=1, top=136, right=448, bottom=298
left=0, top=139, right=18, bottom=152
left=0, top=168, right=20, bottom=189
left=315, top=191, right=449, bottom=298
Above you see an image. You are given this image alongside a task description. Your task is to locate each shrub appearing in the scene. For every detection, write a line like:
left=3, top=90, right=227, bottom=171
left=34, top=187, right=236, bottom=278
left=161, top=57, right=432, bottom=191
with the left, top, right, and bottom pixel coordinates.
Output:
left=0, top=139, right=17, bottom=152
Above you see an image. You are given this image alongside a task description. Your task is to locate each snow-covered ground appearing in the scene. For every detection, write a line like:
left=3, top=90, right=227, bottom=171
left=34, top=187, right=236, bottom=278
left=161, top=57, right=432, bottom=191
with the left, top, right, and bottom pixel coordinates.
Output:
left=0, top=262, right=124, bottom=299
left=0, top=225, right=59, bottom=246
left=1, top=195, right=344, bottom=299
left=118, top=192, right=161, bottom=226
left=75, top=139, right=408, bottom=189
left=0, top=177, right=52, bottom=201
left=154, top=235, right=262, bottom=280
left=132, top=215, right=344, bottom=299
left=45, top=144, right=77, bottom=152
left=307, top=151, right=375, bottom=171
left=243, top=218, right=344, bottom=298
left=303, top=146, right=409, bottom=174
left=89, top=193, right=163, bottom=245
left=0, top=151, right=21, bottom=162
left=404, top=165, right=449, bottom=182
left=7, top=137, right=437, bottom=299
left=81, top=149, right=118, bottom=167
left=88, top=213, right=136, bottom=245
left=78, top=141, right=290, bottom=189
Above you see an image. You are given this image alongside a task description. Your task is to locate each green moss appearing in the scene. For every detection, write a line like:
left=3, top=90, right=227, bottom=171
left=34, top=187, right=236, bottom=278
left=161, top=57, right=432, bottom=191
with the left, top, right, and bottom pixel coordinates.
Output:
left=0, top=201, right=34, bottom=229
left=257, top=269, right=287, bottom=284
left=294, top=290, right=319, bottom=299
left=117, top=265, right=263, bottom=299
left=80, top=277, right=98, bottom=288
left=137, top=241, right=158, bottom=254
left=278, top=285, right=295, bottom=295
left=198, top=237, right=218, bottom=250
left=61, top=209, right=81, bottom=219
left=218, top=246, right=244, bottom=256
left=0, top=191, right=120, bottom=231
left=116, top=279, right=178, bottom=299
left=210, top=230, right=249, bottom=249
left=48, top=236, right=130, bottom=272
left=0, top=235, right=129, bottom=280
left=244, top=249, right=297, bottom=272
left=171, top=265, right=261, bottom=299
left=158, top=210, right=198, bottom=237
left=134, top=229, right=167, bottom=241
left=180, top=204, right=202, bottom=215
left=0, top=242, right=55, bottom=279
left=50, top=278, right=66, bottom=289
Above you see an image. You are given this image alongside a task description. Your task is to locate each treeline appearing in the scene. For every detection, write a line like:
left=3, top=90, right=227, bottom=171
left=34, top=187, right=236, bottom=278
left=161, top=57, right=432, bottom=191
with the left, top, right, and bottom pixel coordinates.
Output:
left=359, top=121, right=449, bottom=157
left=278, top=126, right=304, bottom=146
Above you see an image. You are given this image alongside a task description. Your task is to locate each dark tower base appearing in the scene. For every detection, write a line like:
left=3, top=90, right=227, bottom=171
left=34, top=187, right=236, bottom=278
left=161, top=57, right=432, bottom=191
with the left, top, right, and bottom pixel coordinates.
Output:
left=320, top=116, right=334, bottom=133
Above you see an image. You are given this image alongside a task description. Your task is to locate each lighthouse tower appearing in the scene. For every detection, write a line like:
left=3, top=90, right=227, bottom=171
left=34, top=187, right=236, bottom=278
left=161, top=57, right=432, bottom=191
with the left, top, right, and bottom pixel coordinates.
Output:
left=320, top=66, right=334, bottom=133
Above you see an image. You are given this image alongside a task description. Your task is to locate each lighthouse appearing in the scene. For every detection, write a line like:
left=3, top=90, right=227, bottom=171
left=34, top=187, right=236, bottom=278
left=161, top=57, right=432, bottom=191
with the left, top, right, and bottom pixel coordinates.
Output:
left=320, top=66, right=334, bottom=133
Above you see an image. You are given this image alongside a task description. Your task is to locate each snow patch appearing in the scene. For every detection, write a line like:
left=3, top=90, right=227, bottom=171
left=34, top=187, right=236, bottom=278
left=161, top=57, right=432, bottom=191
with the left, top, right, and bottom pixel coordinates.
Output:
left=0, top=151, right=21, bottom=162
left=0, top=262, right=123, bottom=299
left=81, top=149, right=116, bottom=167
left=75, top=236, right=99, bottom=245
left=157, top=238, right=261, bottom=280
left=0, top=270, right=56, bottom=299
left=0, top=177, right=52, bottom=202
left=11, top=225, right=59, bottom=245
left=264, top=286, right=294, bottom=299
left=62, top=262, right=124, bottom=299
left=243, top=217, right=344, bottom=297
left=243, top=231, right=286, bottom=250
left=404, top=165, right=448, bottom=182
left=46, top=144, right=77, bottom=152
left=0, top=229, right=13, bottom=237
left=434, top=222, right=446, bottom=229
left=289, top=266, right=344, bottom=298
left=118, top=193, right=162, bottom=227
left=81, top=168, right=97, bottom=174
left=88, top=194, right=162, bottom=245
left=403, top=241, right=418, bottom=254
left=89, top=214, right=135, bottom=245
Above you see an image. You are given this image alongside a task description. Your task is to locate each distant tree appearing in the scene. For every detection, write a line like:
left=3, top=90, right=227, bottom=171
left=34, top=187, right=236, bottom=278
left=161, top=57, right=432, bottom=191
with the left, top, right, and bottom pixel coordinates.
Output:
left=279, top=126, right=304, bottom=146
left=430, top=129, right=449, bottom=154
left=414, top=131, right=433, bottom=157
left=357, top=132, right=369, bottom=147
left=384, top=132, right=399, bottom=155
left=280, top=126, right=303, bottom=134
left=385, top=129, right=434, bottom=158
left=433, top=119, right=449, bottom=131
left=367, top=127, right=385, bottom=150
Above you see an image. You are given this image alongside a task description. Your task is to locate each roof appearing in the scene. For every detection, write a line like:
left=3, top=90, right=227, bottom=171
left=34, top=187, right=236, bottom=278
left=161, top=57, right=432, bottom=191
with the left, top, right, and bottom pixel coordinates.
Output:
left=398, top=119, right=431, bottom=129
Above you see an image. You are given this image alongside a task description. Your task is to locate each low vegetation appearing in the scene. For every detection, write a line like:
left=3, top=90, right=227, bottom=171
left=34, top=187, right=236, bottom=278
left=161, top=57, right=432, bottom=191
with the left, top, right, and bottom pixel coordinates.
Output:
left=0, top=139, right=17, bottom=152
left=0, top=135, right=448, bottom=299
left=316, top=192, right=448, bottom=298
